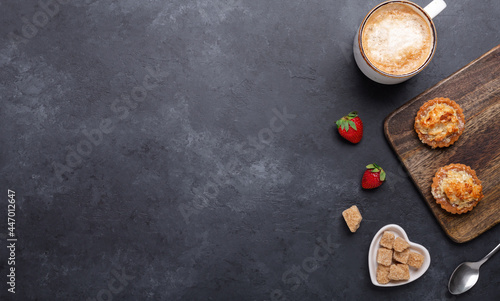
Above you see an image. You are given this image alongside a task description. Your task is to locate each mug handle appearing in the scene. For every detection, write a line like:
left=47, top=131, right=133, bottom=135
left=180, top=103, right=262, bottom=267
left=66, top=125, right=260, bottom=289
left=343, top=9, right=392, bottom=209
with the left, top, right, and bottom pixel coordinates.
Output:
left=424, top=0, right=447, bottom=19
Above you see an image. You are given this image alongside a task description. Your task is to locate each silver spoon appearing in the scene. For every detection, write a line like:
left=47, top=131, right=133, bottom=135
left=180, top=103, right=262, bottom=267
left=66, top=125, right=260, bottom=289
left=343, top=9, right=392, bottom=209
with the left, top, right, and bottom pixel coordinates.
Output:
left=448, top=242, right=500, bottom=295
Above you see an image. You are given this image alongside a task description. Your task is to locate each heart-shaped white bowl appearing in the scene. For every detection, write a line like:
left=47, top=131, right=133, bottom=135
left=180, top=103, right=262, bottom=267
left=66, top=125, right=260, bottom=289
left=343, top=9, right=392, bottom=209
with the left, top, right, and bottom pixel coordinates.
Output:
left=368, top=224, right=431, bottom=287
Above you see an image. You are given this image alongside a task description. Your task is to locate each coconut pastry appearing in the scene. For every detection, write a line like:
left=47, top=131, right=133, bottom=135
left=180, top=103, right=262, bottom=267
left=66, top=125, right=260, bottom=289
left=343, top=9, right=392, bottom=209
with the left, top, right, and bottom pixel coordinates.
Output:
left=414, top=98, right=465, bottom=148
left=431, top=163, right=483, bottom=214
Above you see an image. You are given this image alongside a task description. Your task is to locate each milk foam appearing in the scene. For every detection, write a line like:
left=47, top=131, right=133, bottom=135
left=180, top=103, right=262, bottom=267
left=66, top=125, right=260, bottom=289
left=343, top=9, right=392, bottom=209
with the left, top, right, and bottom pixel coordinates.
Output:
left=361, top=3, right=433, bottom=75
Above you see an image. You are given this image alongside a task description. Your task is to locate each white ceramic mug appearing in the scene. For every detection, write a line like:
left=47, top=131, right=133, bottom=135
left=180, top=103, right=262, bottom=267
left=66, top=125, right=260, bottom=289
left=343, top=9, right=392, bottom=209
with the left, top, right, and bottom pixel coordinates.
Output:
left=353, top=0, right=446, bottom=85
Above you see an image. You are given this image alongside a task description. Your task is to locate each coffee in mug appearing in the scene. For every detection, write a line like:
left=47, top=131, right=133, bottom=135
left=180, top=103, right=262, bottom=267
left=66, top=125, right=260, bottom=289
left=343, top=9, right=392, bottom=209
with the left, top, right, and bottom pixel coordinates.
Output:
left=362, top=3, right=433, bottom=75
left=353, top=0, right=447, bottom=84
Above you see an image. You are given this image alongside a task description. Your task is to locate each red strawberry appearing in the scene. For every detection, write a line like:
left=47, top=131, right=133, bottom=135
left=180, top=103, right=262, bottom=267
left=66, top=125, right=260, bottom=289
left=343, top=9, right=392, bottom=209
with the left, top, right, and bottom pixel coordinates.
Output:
left=336, top=111, right=363, bottom=144
left=362, top=164, right=386, bottom=189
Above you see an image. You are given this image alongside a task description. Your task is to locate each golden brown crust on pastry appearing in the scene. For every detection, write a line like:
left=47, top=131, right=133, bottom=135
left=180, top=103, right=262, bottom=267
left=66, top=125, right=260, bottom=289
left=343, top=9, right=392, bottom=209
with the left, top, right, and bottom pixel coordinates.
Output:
left=431, top=163, right=483, bottom=214
left=414, top=98, right=465, bottom=148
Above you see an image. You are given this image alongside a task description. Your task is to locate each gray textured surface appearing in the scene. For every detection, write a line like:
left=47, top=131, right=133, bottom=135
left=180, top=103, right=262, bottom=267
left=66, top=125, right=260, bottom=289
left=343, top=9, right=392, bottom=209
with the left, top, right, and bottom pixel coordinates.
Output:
left=1, top=0, right=499, bottom=300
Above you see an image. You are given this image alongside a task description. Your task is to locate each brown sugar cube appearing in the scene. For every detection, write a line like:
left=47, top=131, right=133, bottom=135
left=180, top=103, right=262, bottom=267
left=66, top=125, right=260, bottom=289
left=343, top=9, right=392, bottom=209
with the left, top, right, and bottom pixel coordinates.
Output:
left=408, top=251, right=425, bottom=269
left=379, top=231, right=395, bottom=249
left=342, top=205, right=362, bottom=232
left=393, top=248, right=410, bottom=264
left=388, top=264, right=410, bottom=281
left=376, top=265, right=391, bottom=284
left=393, top=237, right=410, bottom=252
left=376, top=248, right=393, bottom=266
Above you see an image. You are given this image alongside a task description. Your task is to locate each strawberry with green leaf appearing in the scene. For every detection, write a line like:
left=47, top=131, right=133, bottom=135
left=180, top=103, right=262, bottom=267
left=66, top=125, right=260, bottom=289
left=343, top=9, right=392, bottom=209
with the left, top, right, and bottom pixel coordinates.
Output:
left=336, top=111, right=363, bottom=144
left=362, top=163, right=386, bottom=189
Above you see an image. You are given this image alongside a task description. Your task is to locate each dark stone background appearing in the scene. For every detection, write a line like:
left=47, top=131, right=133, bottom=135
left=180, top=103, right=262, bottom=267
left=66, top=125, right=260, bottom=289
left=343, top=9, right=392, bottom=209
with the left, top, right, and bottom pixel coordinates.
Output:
left=0, top=0, right=499, bottom=300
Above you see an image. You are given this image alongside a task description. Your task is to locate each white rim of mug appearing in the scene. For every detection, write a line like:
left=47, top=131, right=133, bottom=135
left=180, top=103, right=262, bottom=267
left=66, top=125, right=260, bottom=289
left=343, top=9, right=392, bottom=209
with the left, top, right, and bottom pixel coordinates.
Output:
left=357, top=0, right=437, bottom=79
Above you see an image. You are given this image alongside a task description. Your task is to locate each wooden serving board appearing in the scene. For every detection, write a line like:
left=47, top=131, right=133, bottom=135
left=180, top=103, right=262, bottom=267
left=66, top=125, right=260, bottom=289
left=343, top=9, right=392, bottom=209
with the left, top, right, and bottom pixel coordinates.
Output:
left=384, top=45, right=500, bottom=243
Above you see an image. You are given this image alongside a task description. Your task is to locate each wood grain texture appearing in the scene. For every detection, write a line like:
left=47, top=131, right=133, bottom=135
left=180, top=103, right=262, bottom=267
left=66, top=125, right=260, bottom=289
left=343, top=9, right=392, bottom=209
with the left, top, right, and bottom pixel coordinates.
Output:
left=384, top=45, right=500, bottom=243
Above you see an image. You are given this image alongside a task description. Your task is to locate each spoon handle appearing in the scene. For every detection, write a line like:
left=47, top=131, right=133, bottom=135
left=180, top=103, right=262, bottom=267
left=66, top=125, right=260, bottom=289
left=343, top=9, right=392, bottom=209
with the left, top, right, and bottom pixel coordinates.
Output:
left=479, top=242, right=500, bottom=265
